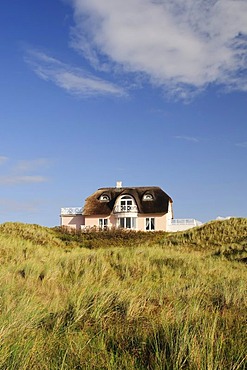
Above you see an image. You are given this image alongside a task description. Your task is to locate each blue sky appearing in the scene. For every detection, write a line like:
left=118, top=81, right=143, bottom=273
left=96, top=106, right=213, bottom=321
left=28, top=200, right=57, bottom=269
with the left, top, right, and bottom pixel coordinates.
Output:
left=0, top=0, right=247, bottom=226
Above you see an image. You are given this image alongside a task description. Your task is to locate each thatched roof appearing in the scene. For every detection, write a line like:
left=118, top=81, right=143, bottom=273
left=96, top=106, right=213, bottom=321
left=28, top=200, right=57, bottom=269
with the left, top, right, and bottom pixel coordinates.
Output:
left=83, top=186, right=172, bottom=216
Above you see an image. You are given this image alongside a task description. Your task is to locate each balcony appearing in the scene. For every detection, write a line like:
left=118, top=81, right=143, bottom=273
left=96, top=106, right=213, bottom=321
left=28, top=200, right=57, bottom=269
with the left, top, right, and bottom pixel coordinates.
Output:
left=169, top=219, right=202, bottom=226
left=113, top=205, right=138, bottom=213
left=167, top=218, right=203, bottom=232
left=60, top=207, right=83, bottom=215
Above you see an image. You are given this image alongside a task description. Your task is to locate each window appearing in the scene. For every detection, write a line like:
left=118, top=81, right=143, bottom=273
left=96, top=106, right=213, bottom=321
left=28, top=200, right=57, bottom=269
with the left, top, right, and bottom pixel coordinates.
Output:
left=120, top=196, right=133, bottom=212
left=114, top=195, right=137, bottom=213
left=100, top=194, right=110, bottom=201
left=146, top=217, right=155, bottom=231
left=99, top=218, right=108, bottom=229
left=143, top=193, right=153, bottom=201
left=118, top=217, right=136, bottom=229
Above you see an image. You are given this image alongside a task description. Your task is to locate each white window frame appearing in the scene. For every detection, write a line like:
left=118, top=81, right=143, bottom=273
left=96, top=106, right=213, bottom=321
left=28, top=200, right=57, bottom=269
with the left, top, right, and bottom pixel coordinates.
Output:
left=118, top=217, right=137, bottom=229
left=146, top=217, right=155, bottom=231
left=100, top=194, right=110, bottom=202
left=114, top=194, right=138, bottom=214
left=120, top=195, right=134, bottom=212
left=99, top=218, right=108, bottom=229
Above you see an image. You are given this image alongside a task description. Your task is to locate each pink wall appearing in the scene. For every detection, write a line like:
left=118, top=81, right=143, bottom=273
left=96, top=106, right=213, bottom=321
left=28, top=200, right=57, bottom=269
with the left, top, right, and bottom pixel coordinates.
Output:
left=61, top=215, right=85, bottom=230
left=61, top=210, right=171, bottom=232
left=137, top=214, right=168, bottom=231
left=84, top=213, right=168, bottom=231
left=84, top=215, right=116, bottom=228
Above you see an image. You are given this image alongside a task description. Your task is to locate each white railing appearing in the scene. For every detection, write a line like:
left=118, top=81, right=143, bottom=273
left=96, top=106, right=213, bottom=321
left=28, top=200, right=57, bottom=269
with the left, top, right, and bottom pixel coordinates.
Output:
left=167, top=218, right=203, bottom=232
left=170, top=219, right=196, bottom=225
left=60, top=207, right=83, bottom=215
left=113, top=205, right=138, bottom=213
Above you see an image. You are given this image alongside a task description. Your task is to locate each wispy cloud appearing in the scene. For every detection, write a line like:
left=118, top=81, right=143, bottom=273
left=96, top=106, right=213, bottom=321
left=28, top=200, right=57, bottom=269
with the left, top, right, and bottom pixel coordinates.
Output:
left=15, top=158, right=51, bottom=173
left=0, top=156, right=8, bottom=165
left=236, top=141, right=247, bottom=148
left=0, top=157, right=49, bottom=186
left=0, top=198, right=41, bottom=214
left=25, top=50, right=126, bottom=97
left=69, top=0, right=247, bottom=99
left=174, top=135, right=199, bottom=143
left=0, top=175, right=47, bottom=185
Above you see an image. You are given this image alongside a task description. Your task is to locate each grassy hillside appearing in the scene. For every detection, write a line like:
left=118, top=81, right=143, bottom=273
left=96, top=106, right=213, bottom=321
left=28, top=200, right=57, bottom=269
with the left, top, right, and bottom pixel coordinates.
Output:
left=0, top=219, right=246, bottom=369
left=0, top=222, right=64, bottom=248
left=166, top=217, right=247, bottom=248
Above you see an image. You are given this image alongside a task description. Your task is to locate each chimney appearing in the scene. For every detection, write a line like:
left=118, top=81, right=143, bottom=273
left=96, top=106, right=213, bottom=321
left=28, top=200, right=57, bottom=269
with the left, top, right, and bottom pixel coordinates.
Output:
left=116, top=181, right=122, bottom=188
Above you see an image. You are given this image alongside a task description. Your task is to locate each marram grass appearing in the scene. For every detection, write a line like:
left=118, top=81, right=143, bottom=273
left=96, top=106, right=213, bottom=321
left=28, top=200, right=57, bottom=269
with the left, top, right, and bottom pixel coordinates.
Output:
left=0, top=219, right=246, bottom=369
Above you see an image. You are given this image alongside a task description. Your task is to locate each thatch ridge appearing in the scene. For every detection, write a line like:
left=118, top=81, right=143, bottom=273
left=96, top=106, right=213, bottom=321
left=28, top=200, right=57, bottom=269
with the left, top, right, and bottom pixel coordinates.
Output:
left=83, top=186, right=172, bottom=216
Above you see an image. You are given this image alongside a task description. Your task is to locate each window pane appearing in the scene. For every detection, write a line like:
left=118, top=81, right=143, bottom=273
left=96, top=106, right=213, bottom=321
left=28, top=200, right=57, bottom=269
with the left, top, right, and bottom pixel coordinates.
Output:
left=132, top=218, right=136, bottom=229
left=126, top=217, right=131, bottom=228
left=104, top=219, right=108, bottom=226
left=151, top=218, right=155, bottom=230
left=99, top=219, right=103, bottom=227
left=146, top=218, right=150, bottom=230
left=120, top=218, right=124, bottom=228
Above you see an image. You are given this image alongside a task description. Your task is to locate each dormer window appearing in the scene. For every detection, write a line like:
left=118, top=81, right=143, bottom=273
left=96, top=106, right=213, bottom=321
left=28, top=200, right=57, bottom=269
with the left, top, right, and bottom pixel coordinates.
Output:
left=143, top=193, right=153, bottom=201
left=113, top=195, right=138, bottom=213
left=100, top=194, right=110, bottom=202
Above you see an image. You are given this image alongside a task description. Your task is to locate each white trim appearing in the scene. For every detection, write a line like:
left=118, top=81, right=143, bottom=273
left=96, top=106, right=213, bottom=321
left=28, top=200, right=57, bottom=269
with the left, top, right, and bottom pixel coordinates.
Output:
left=99, top=218, right=108, bottom=229
left=99, top=194, right=110, bottom=202
left=113, top=194, right=138, bottom=214
left=60, top=207, right=83, bottom=215
left=145, top=217, right=155, bottom=231
left=117, top=217, right=137, bottom=230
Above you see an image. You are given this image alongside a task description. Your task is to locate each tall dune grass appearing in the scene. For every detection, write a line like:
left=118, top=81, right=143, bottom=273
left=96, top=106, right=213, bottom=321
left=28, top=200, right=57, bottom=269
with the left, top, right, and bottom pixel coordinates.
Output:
left=0, top=220, right=246, bottom=369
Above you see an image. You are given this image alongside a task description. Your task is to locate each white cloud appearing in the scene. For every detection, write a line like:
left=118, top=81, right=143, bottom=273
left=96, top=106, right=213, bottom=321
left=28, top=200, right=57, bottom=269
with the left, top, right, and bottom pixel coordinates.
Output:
left=0, top=175, right=47, bottom=185
left=236, top=141, right=247, bottom=148
left=69, top=0, right=247, bottom=98
left=174, top=135, right=199, bottom=143
left=0, top=157, right=50, bottom=186
left=26, top=50, right=126, bottom=97
left=15, top=158, right=51, bottom=173
left=0, top=156, right=8, bottom=165
left=0, top=198, right=41, bottom=214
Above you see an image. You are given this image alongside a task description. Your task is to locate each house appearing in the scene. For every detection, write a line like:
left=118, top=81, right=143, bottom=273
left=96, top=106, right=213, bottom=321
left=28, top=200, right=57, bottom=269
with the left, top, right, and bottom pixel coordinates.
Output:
left=60, top=182, right=202, bottom=232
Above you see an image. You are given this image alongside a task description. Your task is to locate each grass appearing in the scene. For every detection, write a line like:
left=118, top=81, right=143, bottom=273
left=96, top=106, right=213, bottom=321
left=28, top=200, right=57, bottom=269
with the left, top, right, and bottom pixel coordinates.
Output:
left=0, top=219, right=246, bottom=369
